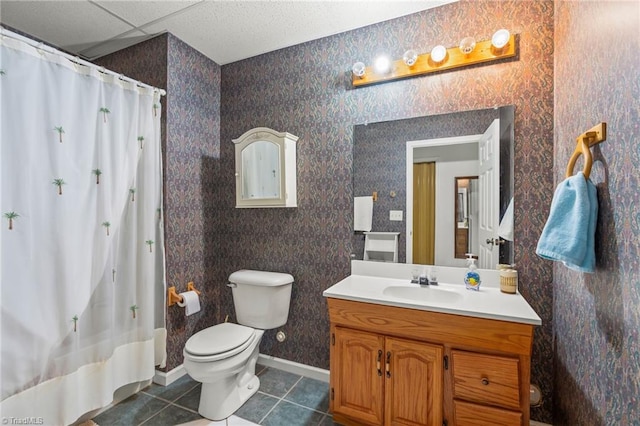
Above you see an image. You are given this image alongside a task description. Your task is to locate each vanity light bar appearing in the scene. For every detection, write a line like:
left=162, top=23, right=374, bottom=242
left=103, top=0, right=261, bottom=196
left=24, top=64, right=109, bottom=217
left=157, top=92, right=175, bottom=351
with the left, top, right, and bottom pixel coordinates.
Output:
left=352, top=34, right=516, bottom=88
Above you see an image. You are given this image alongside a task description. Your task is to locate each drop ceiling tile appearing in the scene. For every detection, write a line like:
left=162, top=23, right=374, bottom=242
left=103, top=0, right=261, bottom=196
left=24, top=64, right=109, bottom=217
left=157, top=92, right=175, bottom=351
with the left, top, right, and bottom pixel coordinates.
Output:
left=1, top=1, right=133, bottom=53
left=79, top=29, right=150, bottom=59
left=0, top=0, right=457, bottom=65
left=93, top=0, right=203, bottom=28
left=142, top=1, right=455, bottom=65
left=139, top=1, right=231, bottom=64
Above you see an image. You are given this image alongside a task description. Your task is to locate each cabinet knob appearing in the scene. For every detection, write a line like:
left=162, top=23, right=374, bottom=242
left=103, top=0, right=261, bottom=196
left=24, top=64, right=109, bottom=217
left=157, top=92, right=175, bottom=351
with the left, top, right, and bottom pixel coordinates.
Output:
left=481, top=377, right=490, bottom=386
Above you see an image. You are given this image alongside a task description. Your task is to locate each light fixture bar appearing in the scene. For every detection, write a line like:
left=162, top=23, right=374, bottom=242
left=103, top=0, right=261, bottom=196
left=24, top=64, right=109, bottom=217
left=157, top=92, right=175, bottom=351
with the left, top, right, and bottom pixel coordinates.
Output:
left=352, top=34, right=516, bottom=87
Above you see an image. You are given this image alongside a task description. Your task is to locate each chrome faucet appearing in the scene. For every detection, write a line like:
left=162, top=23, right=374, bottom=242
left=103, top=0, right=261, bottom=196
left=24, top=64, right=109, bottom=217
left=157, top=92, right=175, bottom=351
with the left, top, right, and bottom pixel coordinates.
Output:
left=411, top=267, right=438, bottom=286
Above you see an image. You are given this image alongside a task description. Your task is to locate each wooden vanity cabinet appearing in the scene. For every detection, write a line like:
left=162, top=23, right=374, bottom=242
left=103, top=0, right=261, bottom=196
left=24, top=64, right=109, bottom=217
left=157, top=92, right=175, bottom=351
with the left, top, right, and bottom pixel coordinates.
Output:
left=332, top=326, right=443, bottom=426
left=327, top=298, right=535, bottom=426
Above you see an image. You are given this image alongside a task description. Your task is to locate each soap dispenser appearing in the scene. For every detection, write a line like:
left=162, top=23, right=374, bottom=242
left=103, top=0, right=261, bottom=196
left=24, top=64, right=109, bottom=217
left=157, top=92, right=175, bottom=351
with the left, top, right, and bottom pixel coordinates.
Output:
left=464, top=254, right=481, bottom=291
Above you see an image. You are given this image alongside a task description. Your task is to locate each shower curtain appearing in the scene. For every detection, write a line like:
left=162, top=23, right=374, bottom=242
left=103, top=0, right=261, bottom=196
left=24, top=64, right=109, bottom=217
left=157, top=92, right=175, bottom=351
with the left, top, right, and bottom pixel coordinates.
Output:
left=0, top=31, right=166, bottom=425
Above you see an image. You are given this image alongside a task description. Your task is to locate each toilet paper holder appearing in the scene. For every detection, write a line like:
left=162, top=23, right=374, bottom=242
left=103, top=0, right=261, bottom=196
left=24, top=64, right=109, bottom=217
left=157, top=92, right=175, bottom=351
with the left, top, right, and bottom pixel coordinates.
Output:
left=168, top=282, right=201, bottom=307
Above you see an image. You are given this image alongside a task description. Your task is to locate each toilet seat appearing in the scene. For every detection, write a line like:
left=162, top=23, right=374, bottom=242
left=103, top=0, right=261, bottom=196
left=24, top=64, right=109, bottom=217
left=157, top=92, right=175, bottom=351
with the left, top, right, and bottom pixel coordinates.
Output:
left=184, top=322, right=256, bottom=362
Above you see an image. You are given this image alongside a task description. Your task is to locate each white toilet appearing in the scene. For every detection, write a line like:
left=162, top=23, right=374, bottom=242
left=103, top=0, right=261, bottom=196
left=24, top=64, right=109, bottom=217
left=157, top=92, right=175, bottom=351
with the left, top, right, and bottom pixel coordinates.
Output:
left=182, top=269, right=294, bottom=421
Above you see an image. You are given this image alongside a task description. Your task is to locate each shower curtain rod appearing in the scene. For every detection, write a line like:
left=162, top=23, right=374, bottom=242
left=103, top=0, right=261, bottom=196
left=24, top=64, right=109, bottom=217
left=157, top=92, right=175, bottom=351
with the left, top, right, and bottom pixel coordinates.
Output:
left=0, top=28, right=167, bottom=96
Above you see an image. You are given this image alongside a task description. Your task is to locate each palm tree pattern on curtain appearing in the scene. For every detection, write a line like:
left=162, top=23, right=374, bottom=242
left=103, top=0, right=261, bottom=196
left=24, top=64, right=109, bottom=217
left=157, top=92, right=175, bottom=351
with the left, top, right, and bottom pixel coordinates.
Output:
left=5, top=108, right=161, bottom=329
left=54, top=126, right=65, bottom=143
left=4, top=211, right=19, bottom=230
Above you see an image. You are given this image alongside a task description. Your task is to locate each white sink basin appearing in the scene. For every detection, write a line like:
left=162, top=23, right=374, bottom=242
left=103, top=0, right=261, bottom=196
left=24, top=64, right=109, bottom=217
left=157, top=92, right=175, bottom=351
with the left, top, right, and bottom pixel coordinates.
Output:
left=323, top=269, right=542, bottom=325
left=382, top=285, right=463, bottom=304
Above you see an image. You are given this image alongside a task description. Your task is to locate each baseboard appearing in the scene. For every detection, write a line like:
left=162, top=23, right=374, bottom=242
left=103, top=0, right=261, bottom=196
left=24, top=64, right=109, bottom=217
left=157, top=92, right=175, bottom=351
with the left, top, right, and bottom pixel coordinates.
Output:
left=258, top=354, right=330, bottom=383
left=530, top=422, right=552, bottom=426
left=154, top=354, right=329, bottom=388
left=153, top=364, right=186, bottom=386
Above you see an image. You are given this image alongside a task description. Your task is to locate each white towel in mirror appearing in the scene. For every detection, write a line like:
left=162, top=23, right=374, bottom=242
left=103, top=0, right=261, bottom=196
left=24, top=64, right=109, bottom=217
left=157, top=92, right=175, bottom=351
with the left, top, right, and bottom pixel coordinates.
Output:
left=354, top=196, right=373, bottom=232
left=498, top=197, right=514, bottom=241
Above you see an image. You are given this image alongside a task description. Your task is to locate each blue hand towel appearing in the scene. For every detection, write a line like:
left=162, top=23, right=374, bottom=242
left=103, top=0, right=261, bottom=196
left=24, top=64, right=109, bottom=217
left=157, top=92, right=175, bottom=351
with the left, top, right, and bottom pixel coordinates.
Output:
left=536, top=172, right=598, bottom=273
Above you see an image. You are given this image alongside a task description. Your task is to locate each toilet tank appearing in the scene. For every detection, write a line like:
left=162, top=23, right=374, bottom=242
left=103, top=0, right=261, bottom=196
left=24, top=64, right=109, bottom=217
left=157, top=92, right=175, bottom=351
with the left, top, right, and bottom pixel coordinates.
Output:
left=228, top=270, right=294, bottom=329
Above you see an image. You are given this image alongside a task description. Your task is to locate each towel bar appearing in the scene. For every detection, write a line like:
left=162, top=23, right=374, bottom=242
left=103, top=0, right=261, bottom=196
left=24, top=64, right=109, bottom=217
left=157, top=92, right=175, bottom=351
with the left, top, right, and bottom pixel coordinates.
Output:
left=565, top=122, right=606, bottom=179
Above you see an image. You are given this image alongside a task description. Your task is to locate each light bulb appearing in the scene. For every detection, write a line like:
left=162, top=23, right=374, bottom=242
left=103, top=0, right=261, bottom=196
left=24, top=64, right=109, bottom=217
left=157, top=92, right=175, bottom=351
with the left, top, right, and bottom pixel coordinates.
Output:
left=459, top=37, right=476, bottom=54
left=402, top=49, right=418, bottom=66
left=491, top=29, right=510, bottom=49
left=373, top=55, right=391, bottom=74
left=430, top=45, right=447, bottom=64
left=352, top=62, right=366, bottom=77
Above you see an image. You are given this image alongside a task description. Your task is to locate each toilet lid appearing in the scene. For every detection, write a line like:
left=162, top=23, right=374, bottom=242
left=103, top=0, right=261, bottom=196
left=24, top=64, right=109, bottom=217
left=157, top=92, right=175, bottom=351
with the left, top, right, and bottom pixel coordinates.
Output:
left=185, top=322, right=255, bottom=356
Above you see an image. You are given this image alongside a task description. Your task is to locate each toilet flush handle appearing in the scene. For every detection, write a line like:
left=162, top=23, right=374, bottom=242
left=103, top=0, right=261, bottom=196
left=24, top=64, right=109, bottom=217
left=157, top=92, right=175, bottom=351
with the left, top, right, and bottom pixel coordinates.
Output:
left=227, top=282, right=237, bottom=288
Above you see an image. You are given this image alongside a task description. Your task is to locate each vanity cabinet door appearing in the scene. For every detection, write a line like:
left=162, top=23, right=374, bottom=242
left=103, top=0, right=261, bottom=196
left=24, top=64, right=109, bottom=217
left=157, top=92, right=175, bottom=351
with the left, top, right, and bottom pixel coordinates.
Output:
left=385, top=337, right=443, bottom=426
left=332, top=327, right=385, bottom=425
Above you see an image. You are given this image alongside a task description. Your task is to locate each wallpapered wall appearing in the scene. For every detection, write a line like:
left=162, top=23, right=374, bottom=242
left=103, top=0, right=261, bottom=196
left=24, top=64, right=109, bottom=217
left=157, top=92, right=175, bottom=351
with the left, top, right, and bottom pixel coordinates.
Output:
left=553, top=1, right=640, bottom=424
left=218, top=1, right=554, bottom=422
left=97, top=33, right=222, bottom=371
left=98, top=0, right=555, bottom=422
left=21, top=1, right=640, bottom=423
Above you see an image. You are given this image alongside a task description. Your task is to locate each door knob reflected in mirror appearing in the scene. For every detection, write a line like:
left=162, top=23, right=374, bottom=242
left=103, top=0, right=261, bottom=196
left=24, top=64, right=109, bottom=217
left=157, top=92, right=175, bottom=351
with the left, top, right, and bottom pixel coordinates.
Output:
left=485, top=238, right=505, bottom=246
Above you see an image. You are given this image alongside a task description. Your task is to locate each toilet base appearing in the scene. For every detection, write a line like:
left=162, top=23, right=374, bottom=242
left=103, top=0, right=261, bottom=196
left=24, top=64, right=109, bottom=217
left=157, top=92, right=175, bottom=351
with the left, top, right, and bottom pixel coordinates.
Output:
left=198, top=373, right=260, bottom=420
left=183, top=325, right=268, bottom=421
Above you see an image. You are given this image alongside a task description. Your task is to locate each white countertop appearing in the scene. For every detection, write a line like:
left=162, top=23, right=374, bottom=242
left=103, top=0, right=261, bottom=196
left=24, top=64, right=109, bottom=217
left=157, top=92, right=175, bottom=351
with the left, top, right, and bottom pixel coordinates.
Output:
left=323, top=264, right=541, bottom=326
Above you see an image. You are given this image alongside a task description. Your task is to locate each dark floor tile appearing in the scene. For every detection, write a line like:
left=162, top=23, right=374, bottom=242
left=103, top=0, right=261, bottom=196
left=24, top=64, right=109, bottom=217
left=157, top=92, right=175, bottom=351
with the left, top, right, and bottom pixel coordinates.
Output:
left=174, top=384, right=202, bottom=412
left=318, top=414, right=340, bottom=426
left=284, top=377, right=330, bottom=413
left=261, top=401, right=325, bottom=426
left=235, top=392, right=279, bottom=424
left=93, top=392, right=168, bottom=426
left=255, top=363, right=268, bottom=375
left=143, top=374, right=198, bottom=402
left=257, top=368, right=301, bottom=398
left=141, top=404, right=202, bottom=425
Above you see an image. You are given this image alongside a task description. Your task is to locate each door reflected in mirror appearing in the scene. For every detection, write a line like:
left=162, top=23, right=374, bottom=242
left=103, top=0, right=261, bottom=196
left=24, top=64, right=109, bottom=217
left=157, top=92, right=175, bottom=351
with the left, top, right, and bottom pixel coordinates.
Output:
left=454, top=177, right=478, bottom=259
left=407, top=132, right=496, bottom=268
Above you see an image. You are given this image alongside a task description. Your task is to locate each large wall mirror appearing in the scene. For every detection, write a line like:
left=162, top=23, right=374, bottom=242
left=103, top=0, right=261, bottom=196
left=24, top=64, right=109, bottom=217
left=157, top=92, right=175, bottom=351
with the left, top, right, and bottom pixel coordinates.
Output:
left=353, top=106, right=514, bottom=268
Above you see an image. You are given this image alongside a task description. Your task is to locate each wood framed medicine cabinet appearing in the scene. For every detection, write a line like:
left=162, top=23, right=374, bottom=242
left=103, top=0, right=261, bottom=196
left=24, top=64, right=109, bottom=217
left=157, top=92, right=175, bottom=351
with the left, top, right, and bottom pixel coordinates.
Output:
left=232, top=127, right=298, bottom=208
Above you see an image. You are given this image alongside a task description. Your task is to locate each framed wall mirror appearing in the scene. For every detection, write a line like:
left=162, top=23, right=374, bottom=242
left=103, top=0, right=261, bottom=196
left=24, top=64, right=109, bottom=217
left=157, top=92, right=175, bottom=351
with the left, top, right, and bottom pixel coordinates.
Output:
left=232, top=127, right=299, bottom=208
left=352, top=106, right=514, bottom=268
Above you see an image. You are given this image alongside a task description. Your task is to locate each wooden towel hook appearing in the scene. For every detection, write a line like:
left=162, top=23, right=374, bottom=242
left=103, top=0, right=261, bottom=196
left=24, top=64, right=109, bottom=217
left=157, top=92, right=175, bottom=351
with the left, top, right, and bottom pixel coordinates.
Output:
left=565, top=122, right=606, bottom=179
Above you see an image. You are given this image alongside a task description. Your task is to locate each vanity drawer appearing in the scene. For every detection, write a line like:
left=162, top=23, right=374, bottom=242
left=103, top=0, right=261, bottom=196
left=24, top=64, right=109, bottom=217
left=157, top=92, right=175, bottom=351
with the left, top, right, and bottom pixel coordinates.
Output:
left=452, top=350, right=520, bottom=410
left=454, top=400, right=522, bottom=426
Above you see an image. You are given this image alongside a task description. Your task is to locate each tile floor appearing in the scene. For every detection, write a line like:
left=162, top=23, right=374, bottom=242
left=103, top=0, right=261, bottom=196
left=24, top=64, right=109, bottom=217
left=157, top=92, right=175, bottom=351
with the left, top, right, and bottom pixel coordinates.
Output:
left=92, top=364, right=336, bottom=426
